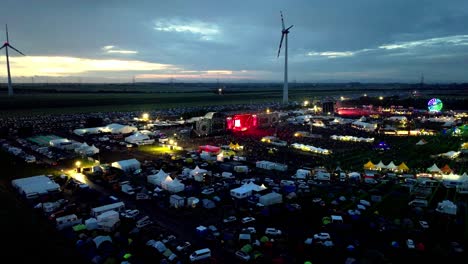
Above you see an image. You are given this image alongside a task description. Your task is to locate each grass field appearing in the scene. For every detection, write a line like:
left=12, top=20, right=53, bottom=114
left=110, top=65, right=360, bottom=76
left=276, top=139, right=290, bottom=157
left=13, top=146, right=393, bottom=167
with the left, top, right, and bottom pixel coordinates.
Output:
left=331, top=135, right=466, bottom=173
left=0, top=82, right=466, bottom=116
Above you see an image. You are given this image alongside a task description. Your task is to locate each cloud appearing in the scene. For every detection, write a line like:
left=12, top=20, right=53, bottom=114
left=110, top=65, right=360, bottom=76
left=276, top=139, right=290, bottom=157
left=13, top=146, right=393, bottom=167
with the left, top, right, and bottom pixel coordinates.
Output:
left=136, top=70, right=262, bottom=80
left=0, top=56, right=175, bottom=77
left=307, top=51, right=356, bottom=58
left=306, top=35, right=468, bottom=60
left=102, top=45, right=138, bottom=54
left=379, top=35, right=468, bottom=50
left=106, top=50, right=138, bottom=54
left=154, top=19, right=220, bottom=41
left=102, top=45, right=115, bottom=50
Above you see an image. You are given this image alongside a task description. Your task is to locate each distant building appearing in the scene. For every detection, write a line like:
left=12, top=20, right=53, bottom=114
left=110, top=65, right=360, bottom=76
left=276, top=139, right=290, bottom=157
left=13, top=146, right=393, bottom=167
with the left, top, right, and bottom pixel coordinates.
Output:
left=322, top=101, right=334, bottom=114
left=194, top=112, right=226, bottom=136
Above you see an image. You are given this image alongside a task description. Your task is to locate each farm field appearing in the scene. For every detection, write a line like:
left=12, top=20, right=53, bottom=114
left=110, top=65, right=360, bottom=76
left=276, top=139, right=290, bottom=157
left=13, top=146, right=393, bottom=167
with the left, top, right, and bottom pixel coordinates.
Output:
left=1, top=83, right=466, bottom=116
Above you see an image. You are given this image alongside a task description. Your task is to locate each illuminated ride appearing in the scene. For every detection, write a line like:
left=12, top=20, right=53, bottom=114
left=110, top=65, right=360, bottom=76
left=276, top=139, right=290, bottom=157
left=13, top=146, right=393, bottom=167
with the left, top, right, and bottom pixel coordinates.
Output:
left=428, top=98, right=443, bottom=112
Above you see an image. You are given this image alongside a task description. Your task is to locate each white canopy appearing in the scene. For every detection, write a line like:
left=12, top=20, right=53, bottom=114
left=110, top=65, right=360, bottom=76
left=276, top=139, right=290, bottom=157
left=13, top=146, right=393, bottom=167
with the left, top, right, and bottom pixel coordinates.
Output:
left=125, top=132, right=150, bottom=144
left=190, top=166, right=207, bottom=177
left=147, top=169, right=169, bottom=186
left=375, top=161, right=386, bottom=169
left=440, top=151, right=461, bottom=159
left=100, top=123, right=137, bottom=134
left=111, top=158, right=141, bottom=172
left=415, top=139, right=427, bottom=145
left=386, top=161, right=397, bottom=170
left=427, top=163, right=442, bottom=173
left=164, top=178, right=185, bottom=193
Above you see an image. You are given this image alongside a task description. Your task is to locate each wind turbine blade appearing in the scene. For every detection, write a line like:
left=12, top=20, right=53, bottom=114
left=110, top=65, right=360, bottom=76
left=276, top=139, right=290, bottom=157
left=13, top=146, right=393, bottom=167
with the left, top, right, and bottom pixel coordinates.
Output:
left=286, top=25, right=294, bottom=31
left=277, top=33, right=285, bottom=58
left=8, top=44, right=25, bottom=56
left=280, top=11, right=285, bottom=30
left=5, top=24, right=9, bottom=43
left=0, top=44, right=6, bottom=50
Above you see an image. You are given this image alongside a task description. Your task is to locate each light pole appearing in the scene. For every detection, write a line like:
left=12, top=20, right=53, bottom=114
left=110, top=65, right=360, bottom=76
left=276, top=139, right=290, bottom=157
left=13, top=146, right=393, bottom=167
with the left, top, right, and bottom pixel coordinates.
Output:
left=75, top=161, right=81, bottom=173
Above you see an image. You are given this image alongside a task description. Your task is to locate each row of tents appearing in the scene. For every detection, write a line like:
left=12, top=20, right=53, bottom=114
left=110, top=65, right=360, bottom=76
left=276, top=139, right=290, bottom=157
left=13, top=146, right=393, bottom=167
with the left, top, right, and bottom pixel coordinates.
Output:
left=363, top=161, right=409, bottom=172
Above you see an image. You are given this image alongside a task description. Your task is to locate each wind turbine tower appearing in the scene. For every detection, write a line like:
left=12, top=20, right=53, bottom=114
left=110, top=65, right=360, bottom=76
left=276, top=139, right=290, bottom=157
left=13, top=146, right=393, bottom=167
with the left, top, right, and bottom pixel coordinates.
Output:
left=277, top=11, right=293, bottom=104
left=0, top=24, right=25, bottom=96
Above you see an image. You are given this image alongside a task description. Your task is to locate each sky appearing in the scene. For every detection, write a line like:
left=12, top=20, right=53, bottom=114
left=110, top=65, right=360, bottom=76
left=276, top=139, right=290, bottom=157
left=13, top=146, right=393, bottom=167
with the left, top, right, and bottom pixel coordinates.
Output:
left=1, top=0, right=468, bottom=83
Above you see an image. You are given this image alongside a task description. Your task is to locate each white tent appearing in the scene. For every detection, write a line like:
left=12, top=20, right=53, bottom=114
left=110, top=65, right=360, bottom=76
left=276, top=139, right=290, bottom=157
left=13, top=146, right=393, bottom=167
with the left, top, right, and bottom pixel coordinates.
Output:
left=49, top=138, right=71, bottom=147
left=375, top=161, right=386, bottom=170
left=165, top=178, right=185, bottom=193
left=125, top=132, right=150, bottom=144
left=100, top=123, right=137, bottom=134
left=147, top=169, right=169, bottom=186
left=111, top=158, right=141, bottom=172
left=75, top=143, right=99, bottom=156
left=440, top=151, right=461, bottom=159
left=427, top=163, right=442, bottom=173
left=216, top=152, right=224, bottom=162
left=11, top=175, right=61, bottom=198
left=161, top=175, right=173, bottom=190
left=230, top=182, right=264, bottom=199
left=259, top=192, right=283, bottom=206
left=386, top=161, right=397, bottom=170
left=190, top=166, right=208, bottom=182
left=415, top=139, right=427, bottom=145
left=93, top=235, right=112, bottom=248
left=73, top=127, right=101, bottom=136
left=435, top=200, right=457, bottom=215
left=85, top=218, right=99, bottom=230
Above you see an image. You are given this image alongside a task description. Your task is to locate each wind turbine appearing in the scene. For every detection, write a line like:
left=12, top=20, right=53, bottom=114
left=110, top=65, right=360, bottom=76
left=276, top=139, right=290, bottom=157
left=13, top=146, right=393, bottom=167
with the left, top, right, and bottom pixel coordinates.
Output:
left=0, top=24, right=25, bottom=96
left=277, top=11, right=293, bottom=104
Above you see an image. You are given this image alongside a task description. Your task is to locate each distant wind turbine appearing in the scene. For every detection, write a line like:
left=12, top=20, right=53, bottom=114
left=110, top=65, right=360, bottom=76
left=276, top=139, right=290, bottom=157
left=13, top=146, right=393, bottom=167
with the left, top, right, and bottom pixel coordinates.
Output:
left=0, top=24, right=25, bottom=96
left=277, top=11, right=293, bottom=104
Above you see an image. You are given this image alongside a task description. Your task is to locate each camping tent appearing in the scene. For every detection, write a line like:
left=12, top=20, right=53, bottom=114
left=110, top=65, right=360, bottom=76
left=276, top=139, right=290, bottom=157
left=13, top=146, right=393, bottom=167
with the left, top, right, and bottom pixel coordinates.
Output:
left=93, top=235, right=112, bottom=248
left=397, top=162, right=410, bottom=172
left=363, top=161, right=376, bottom=170
left=427, top=164, right=442, bottom=173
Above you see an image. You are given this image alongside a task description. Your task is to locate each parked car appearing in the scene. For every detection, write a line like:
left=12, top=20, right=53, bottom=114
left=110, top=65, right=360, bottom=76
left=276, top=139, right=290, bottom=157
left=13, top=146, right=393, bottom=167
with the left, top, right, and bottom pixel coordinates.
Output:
left=223, top=216, right=237, bottom=224
left=241, top=227, right=256, bottom=234
left=419, top=220, right=429, bottom=229
left=121, top=209, right=140, bottom=219
left=176, top=242, right=191, bottom=252
left=450, top=241, right=464, bottom=253
left=235, top=250, right=251, bottom=262
left=314, top=233, right=331, bottom=240
left=406, top=239, right=415, bottom=249
left=241, top=216, right=256, bottom=224
left=201, top=188, right=215, bottom=195
left=265, top=228, right=282, bottom=236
